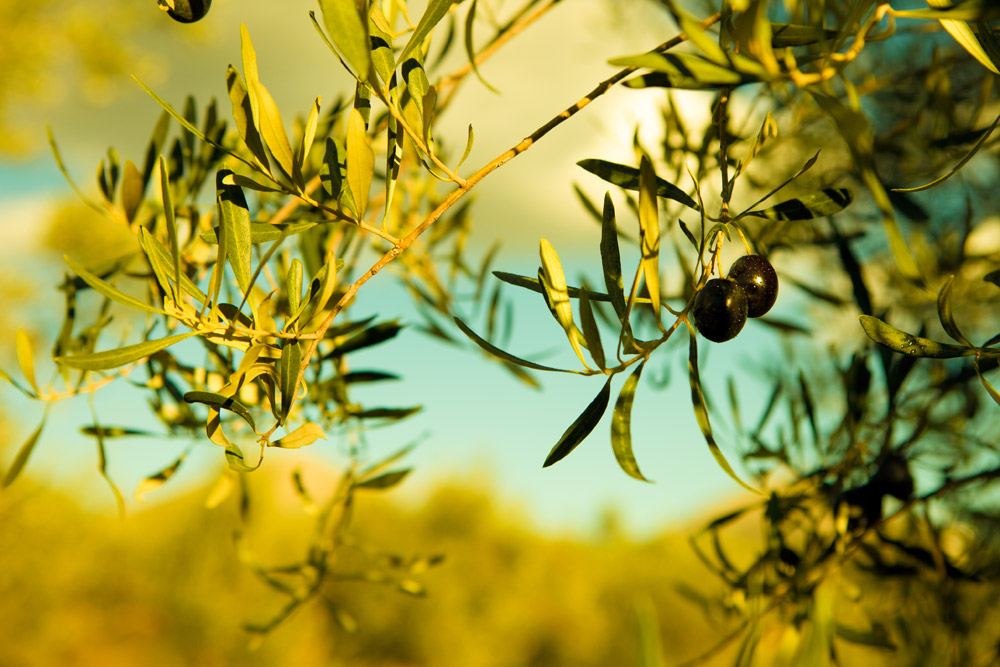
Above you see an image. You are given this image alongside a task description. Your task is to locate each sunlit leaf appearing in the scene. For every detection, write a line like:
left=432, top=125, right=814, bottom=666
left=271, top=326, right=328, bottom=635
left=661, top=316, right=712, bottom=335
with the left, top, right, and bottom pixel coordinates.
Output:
left=346, top=107, right=374, bottom=218
left=216, top=168, right=253, bottom=296
left=269, top=422, right=326, bottom=449
left=120, top=160, right=143, bottom=223
left=2, top=413, right=47, bottom=488
left=611, top=362, right=650, bottom=482
left=369, top=6, right=395, bottom=85
left=543, top=376, right=613, bottom=467
left=890, top=1, right=1000, bottom=21
left=397, top=0, right=455, bottom=68
left=578, top=159, right=698, bottom=209
left=463, top=0, right=499, bottom=92
left=250, top=77, right=297, bottom=183
left=286, top=258, right=303, bottom=317
left=15, top=328, right=38, bottom=395
left=159, top=156, right=182, bottom=303
left=638, top=155, right=661, bottom=315
left=688, top=334, right=760, bottom=494
left=539, top=239, right=589, bottom=367
left=63, top=254, right=168, bottom=316
left=614, top=52, right=758, bottom=90
left=226, top=65, right=270, bottom=173
left=57, top=332, right=198, bottom=371
left=859, top=315, right=975, bottom=358
left=136, top=452, right=187, bottom=502
left=318, top=0, right=371, bottom=80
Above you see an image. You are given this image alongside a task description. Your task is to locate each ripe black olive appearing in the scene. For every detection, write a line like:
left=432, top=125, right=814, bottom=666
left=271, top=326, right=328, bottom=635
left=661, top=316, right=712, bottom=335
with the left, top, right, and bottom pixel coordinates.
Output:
left=692, top=278, right=748, bottom=343
left=728, top=255, right=778, bottom=318
left=159, top=0, right=212, bottom=23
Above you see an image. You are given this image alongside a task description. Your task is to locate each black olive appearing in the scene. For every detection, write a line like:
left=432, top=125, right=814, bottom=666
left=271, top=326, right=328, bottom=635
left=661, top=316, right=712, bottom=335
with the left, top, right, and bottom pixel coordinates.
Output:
left=159, top=0, right=212, bottom=23
left=692, top=278, right=748, bottom=343
left=728, top=255, right=778, bottom=318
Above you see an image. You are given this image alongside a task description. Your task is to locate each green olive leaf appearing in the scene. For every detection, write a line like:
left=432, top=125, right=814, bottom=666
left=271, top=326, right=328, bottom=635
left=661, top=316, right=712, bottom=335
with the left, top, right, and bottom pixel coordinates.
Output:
left=578, top=158, right=698, bottom=210
left=539, top=239, right=589, bottom=367
left=453, top=316, right=580, bottom=374
left=346, top=107, right=374, bottom=218
left=184, top=390, right=258, bottom=433
left=600, top=193, right=629, bottom=324
left=216, top=167, right=253, bottom=297
left=396, top=0, right=455, bottom=69
left=638, top=155, right=661, bottom=316
left=15, top=328, right=38, bottom=395
left=277, top=341, right=302, bottom=421
left=543, top=376, right=613, bottom=468
left=136, top=451, right=187, bottom=502
left=2, top=412, right=48, bottom=488
left=612, top=362, right=651, bottom=482
left=269, top=422, right=326, bottom=449
left=578, top=287, right=606, bottom=370
left=688, top=334, right=760, bottom=495
left=286, top=258, right=303, bottom=317
left=63, top=254, right=168, bottom=317
left=859, top=315, right=975, bottom=358
left=226, top=65, right=270, bottom=173
left=58, top=332, right=198, bottom=371
left=355, top=468, right=413, bottom=490
left=318, top=0, right=371, bottom=80
left=120, top=159, right=143, bottom=223
left=937, top=275, right=973, bottom=346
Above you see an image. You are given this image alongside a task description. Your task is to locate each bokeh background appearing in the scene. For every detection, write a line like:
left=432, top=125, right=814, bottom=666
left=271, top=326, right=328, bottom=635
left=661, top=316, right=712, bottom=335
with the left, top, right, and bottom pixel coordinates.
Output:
left=0, top=1, right=813, bottom=664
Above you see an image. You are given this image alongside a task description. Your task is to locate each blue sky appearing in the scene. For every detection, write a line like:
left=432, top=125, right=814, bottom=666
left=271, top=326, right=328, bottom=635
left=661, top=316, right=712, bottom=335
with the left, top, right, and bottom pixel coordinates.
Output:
left=0, top=0, right=782, bottom=537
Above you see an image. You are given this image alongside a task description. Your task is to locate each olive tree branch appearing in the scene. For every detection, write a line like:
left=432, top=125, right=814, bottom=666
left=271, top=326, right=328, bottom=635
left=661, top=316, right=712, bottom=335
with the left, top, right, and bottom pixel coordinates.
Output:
left=295, top=13, right=723, bottom=399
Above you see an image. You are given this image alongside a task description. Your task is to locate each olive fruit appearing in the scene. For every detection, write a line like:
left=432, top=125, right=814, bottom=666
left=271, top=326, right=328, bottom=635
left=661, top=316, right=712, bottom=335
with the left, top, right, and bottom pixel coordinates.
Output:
left=727, top=255, right=778, bottom=318
left=159, top=0, right=212, bottom=23
left=692, top=278, right=748, bottom=343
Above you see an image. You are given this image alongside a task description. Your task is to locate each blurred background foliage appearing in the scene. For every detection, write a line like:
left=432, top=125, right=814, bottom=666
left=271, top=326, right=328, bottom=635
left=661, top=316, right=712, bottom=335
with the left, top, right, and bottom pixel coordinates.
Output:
left=3, top=0, right=1000, bottom=665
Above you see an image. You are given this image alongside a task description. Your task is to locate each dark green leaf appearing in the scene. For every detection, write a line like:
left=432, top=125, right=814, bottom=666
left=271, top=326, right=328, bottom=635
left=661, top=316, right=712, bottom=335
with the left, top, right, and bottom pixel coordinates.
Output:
left=543, top=376, right=613, bottom=468
left=356, top=468, right=412, bottom=490
left=397, top=0, right=455, bottom=68
left=454, top=316, right=577, bottom=374
left=184, top=390, right=258, bottom=432
left=638, top=155, right=661, bottom=315
left=120, top=160, right=143, bottom=223
left=200, top=221, right=318, bottom=245
left=578, top=288, right=605, bottom=369
left=937, top=275, right=972, bottom=346
left=136, top=452, right=187, bottom=501
left=2, top=413, right=47, bottom=488
left=751, top=188, right=853, bottom=221
left=612, top=52, right=758, bottom=89
left=611, top=362, right=650, bottom=481
left=347, top=406, right=422, bottom=420
left=277, top=342, right=301, bottom=420
left=329, top=321, right=403, bottom=357
left=688, top=334, right=759, bottom=494
left=578, top=159, right=698, bottom=209
left=600, top=193, right=628, bottom=322
left=63, top=254, right=168, bottom=316
left=859, top=315, right=975, bottom=358
left=216, top=168, right=253, bottom=296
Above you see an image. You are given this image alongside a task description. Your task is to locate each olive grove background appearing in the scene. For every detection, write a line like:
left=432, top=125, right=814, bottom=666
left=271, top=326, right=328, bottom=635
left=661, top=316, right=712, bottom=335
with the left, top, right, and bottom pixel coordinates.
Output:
left=2, top=0, right=1000, bottom=666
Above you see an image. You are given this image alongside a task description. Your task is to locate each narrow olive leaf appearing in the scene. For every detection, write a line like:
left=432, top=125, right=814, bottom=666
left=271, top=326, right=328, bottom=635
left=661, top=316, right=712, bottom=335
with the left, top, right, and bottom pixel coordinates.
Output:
left=937, top=275, right=973, bottom=346
left=277, top=341, right=301, bottom=420
left=15, top=328, right=38, bottom=395
left=216, top=168, right=253, bottom=296
left=184, top=390, right=258, bottom=432
left=859, top=315, right=975, bottom=358
left=63, top=255, right=169, bottom=316
left=159, top=156, right=182, bottom=303
left=974, top=359, right=1000, bottom=407
left=539, top=239, right=589, bottom=366
left=600, top=193, right=628, bottom=322
left=769, top=22, right=840, bottom=47
left=935, top=5, right=1000, bottom=74
left=614, top=52, right=758, bottom=90
left=638, top=156, right=661, bottom=315
left=463, top=0, right=499, bottom=92
left=688, top=335, right=760, bottom=494
left=226, top=65, right=270, bottom=173
left=286, top=258, right=303, bottom=316
left=454, top=317, right=578, bottom=374
left=137, top=227, right=175, bottom=297
left=493, top=272, right=614, bottom=302
left=348, top=406, right=422, bottom=420
left=321, top=136, right=343, bottom=198
left=397, top=0, right=455, bottom=68
left=2, top=413, right=47, bottom=488
left=893, top=111, right=1000, bottom=193
left=890, top=1, right=1000, bottom=22
left=356, top=468, right=413, bottom=490
left=269, top=422, right=326, bottom=449
left=578, top=288, right=606, bottom=369
left=86, top=413, right=126, bottom=519
left=250, top=77, right=297, bottom=183
left=456, top=124, right=475, bottom=170
left=368, top=7, right=395, bottom=85
left=611, top=362, right=650, bottom=482
left=751, top=188, right=854, bottom=221
left=200, top=221, right=316, bottom=245
left=579, top=159, right=698, bottom=209
left=120, top=160, right=144, bottom=223
left=135, top=452, right=187, bottom=502
left=543, top=376, right=613, bottom=468
left=319, top=0, right=371, bottom=80
left=298, top=96, right=322, bottom=172
left=58, top=332, right=197, bottom=371
left=346, top=107, right=374, bottom=218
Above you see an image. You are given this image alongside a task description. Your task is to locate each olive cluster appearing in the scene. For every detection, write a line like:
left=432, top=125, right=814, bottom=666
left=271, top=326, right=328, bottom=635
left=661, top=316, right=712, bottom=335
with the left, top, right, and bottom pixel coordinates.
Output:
left=692, top=255, right=778, bottom=343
